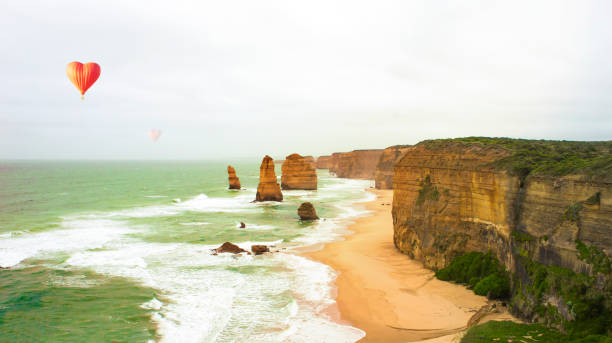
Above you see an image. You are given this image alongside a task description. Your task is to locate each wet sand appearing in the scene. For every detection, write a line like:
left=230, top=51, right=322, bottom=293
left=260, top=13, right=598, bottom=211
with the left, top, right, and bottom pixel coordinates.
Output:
left=306, top=189, right=514, bottom=342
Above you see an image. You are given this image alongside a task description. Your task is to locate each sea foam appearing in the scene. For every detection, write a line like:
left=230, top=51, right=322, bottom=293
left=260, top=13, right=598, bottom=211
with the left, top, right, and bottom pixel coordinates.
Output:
left=2, top=178, right=371, bottom=342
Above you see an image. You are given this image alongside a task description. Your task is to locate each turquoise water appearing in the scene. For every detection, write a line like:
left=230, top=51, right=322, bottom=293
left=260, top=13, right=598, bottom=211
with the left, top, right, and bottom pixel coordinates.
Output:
left=0, top=161, right=372, bottom=342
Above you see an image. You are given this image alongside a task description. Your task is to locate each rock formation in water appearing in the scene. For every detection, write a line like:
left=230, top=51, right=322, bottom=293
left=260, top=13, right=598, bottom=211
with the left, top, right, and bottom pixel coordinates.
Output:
left=298, top=202, right=319, bottom=220
left=392, top=138, right=612, bottom=326
left=304, top=156, right=316, bottom=169
left=240, top=222, right=246, bottom=228
left=281, top=153, right=318, bottom=190
left=227, top=165, right=241, bottom=190
left=316, top=155, right=332, bottom=169
left=255, top=155, right=283, bottom=202
left=214, top=242, right=249, bottom=254
left=328, top=149, right=383, bottom=179
left=251, top=245, right=269, bottom=255
left=374, top=145, right=413, bottom=189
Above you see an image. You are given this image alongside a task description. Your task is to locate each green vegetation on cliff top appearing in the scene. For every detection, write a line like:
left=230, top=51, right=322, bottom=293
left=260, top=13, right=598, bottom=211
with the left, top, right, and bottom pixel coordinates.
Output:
left=461, top=321, right=612, bottom=343
left=421, top=137, right=612, bottom=178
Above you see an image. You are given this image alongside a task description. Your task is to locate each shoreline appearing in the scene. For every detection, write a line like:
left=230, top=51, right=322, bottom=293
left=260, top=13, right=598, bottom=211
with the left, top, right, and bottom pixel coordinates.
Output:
left=305, top=189, right=515, bottom=343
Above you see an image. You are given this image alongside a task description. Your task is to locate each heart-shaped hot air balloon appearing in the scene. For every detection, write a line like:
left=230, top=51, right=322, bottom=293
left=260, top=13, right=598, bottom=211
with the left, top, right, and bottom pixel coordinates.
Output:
left=66, top=62, right=101, bottom=99
left=148, top=130, right=162, bottom=142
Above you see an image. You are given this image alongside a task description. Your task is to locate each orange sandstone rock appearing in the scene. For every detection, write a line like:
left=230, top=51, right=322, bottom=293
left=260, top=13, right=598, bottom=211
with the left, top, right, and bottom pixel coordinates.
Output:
left=227, top=165, right=241, bottom=190
left=329, top=150, right=383, bottom=179
left=281, top=153, right=317, bottom=190
left=255, top=155, right=283, bottom=202
left=298, top=202, right=319, bottom=220
left=374, top=145, right=413, bottom=189
left=304, top=156, right=316, bottom=170
left=315, top=155, right=332, bottom=169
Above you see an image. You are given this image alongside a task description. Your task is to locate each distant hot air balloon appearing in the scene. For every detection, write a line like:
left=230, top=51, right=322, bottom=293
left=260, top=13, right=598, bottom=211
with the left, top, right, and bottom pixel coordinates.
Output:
left=148, top=130, right=162, bottom=142
left=66, top=62, right=101, bottom=99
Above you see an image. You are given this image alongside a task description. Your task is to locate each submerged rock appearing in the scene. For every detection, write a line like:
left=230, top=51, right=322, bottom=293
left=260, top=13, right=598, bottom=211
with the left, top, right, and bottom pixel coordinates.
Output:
left=213, top=242, right=249, bottom=254
left=251, top=245, right=269, bottom=255
left=255, top=155, right=283, bottom=202
left=298, top=202, right=319, bottom=220
left=227, top=165, right=241, bottom=190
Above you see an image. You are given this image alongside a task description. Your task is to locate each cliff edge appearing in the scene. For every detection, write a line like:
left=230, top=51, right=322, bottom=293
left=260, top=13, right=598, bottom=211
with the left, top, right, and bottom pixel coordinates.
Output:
left=392, top=137, right=612, bottom=331
left=374, top=145, right=413, bottom=189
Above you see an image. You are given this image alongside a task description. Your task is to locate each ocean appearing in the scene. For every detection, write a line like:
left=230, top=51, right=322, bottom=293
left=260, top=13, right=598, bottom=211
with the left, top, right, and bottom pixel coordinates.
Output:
left=0, top=161, right=373, bottom=342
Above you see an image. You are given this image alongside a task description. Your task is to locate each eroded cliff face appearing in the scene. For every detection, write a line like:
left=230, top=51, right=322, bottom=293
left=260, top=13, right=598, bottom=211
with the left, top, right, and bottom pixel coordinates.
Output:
left=255, top=155, right=283, bottom=202
left=328, top=152, right=344, bottom=175
left=392, top=143, right=612, bottom=273
left=281, top=153, right=317, bottom=190
left=516, top=175, right=612, bottom=274
left=375, top=145, right=413, bottom=189
left=392, top=143, right=518, bottom=270
left=392, top=141, right=612, bottom=325
left=227, top=165, right=241, bottom=190
left=315, top=155, right=332, bottom=169
left=328, top=150, right=383, bottom=179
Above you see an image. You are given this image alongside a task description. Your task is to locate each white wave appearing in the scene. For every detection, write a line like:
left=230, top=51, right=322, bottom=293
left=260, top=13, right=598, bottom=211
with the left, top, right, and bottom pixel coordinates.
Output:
left=236, top=223, right=275, bottom=230
left=281, top=190, right=314, bottom=197
left=0, top=230, right=30, bottom=239
left=0, top=219, right=132, bottom=268
left=2, top=176, right=373, bottom=342
left=179, top=222, right=211, bottom=226
left=70, top=193, right=256, bottom=220
left=318, top=179, right=369, bottom=191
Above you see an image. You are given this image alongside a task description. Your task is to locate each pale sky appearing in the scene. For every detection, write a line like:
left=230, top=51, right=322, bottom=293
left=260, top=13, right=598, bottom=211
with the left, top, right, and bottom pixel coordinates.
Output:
left=1, top=0, right=611, bottom=160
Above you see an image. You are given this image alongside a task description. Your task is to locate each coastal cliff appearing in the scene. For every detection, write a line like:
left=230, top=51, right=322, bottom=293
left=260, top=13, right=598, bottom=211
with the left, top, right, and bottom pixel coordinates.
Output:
left=392, top=138, right=612, bottom=331
left=255, top=155, right=283, bottom=202
left=316, top=155, right=332, bottom=169
left=374, top=145, right=413, bottom=189
left=329, top=149, right=383, bottom=179
left=281, top=153, right=317, bottom=190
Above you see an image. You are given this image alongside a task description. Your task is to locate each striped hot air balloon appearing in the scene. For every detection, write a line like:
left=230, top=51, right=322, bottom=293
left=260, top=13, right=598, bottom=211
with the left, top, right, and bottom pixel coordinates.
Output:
left=66, top=62, right=101, bottom=99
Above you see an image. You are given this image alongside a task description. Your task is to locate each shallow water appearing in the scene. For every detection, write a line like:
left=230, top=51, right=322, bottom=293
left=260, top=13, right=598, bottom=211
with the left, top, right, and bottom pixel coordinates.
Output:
left=0, top=161, right=372, bottom=342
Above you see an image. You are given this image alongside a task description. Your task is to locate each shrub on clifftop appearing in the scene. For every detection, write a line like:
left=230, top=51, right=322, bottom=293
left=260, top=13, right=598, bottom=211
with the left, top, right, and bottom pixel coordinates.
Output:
left=421, top=137, right=612, bottom=179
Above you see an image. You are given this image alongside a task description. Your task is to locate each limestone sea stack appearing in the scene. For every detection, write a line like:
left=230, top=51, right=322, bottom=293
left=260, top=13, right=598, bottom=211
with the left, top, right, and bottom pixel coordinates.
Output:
left=255, top=155, right=283, bottom=202
left=298, top=202, right=319, bottom=220
left=374, top=145, right=413, bottom=189
left=315, top=155, right=332, bottom=169
left=304, top=156, right=316, bottom=169
left=227, top=165, right=241, bottom=190
left=281, top=153, right=318, bottom=190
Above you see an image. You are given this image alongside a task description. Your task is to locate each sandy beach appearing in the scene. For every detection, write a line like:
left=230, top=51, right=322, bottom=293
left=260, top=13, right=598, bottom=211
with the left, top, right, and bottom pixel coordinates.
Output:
left=307, top=189, right=515, bottom=343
